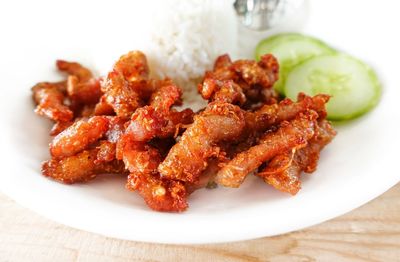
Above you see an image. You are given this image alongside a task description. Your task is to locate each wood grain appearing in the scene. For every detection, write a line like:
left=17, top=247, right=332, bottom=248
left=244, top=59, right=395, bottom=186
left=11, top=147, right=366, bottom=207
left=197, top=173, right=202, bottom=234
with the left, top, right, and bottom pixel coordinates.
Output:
left=1, top=183, right=399, bottom=262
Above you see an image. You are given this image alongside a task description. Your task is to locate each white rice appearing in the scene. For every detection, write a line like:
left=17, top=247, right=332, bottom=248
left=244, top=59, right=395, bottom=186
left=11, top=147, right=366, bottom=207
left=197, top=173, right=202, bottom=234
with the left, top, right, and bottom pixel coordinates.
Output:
left=145, top=0, right=238, bottom=95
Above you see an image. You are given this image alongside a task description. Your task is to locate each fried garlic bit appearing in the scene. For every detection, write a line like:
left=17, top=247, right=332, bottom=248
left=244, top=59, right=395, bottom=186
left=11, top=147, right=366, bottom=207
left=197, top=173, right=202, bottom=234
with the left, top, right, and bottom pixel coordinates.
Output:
left=32, top=50, right=336, bottom=212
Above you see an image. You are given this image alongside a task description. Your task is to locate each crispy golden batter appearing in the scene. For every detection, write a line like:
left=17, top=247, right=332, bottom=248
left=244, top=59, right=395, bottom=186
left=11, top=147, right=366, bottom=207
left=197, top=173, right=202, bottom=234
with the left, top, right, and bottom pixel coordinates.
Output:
left=215, top=110, right=318, bottom=188
left=158, top=102, right=245, bottom=183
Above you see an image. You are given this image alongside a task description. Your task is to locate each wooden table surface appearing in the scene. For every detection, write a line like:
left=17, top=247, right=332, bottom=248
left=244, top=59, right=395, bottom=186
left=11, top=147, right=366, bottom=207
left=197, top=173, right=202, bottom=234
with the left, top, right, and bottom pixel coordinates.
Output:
left=1, top=183, right=399, bottom=262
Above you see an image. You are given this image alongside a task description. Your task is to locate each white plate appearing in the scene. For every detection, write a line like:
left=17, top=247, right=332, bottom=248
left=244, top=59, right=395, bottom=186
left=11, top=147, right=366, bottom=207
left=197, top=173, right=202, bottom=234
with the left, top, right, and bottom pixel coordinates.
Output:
left=0, top=0, right=399, bottom=244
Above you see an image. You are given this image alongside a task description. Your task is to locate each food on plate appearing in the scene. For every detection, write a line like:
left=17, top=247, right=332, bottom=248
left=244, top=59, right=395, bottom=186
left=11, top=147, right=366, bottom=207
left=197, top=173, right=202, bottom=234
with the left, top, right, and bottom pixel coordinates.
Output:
left=32, top=50, right=336, bottom=212
left=255, top=33, right=381, bottom=120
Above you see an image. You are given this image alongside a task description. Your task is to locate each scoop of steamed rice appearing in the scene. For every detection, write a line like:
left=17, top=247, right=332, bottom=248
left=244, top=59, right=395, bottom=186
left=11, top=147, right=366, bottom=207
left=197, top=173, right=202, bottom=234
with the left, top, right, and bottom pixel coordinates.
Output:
left=145, top=0, right=237, bottom=92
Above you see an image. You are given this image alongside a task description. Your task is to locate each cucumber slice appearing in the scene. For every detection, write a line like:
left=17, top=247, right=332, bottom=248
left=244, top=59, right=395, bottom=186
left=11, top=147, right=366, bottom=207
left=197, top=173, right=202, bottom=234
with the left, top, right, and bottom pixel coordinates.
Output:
left=284, top=54, right=382, bottom=121
left=255, top=34, right=335, bottom=93
left=255, top=33, right=305, bottom=60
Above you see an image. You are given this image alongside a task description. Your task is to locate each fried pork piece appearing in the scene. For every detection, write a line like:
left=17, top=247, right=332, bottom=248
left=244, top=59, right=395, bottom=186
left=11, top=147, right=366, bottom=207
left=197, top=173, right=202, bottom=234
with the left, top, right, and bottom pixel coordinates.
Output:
left=119, top=135, right=162, bottom=174
left=52, top=105, right=97, bottom=136
left=42, top=148, right=126, bottom=184
left=125, top=82, right=194, bottom=142
left=245, top=93, right=330, bottom=134
left=149, top=81, right=182, bottom=110
left=56, top=60, right=93, bottom=82
left=113, top=51, right=149, bottom=83
left=259, top=120, right=337, bottom=194
left=258, top=149, right=301, bottom=195
left=101, top=70, right=143, bottom=119
left=125, top=106, right=168, bottom=141
left=198, top=54, right=279, bottom=105
left=215, top=110, right=318, bottom=188
left=67, top=76, right=102, bottom=104
left=232, top=54, right=279, bottom=98
left=214, top=54, right=233, bottom=70
left=126, top=172, right=188, bottom=212
left=201, top=54, right=236, bottom=84
left=200, top=79, right=246, bottom=105
left=50, top=116, right=109, bottom=158
left=120, top=134, right=188, bottom=212
left=32, top=82, right=73, bottom=122
left=158, top=102, right=245, bottom=183
left=99, top=51, right=150, bottom=119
